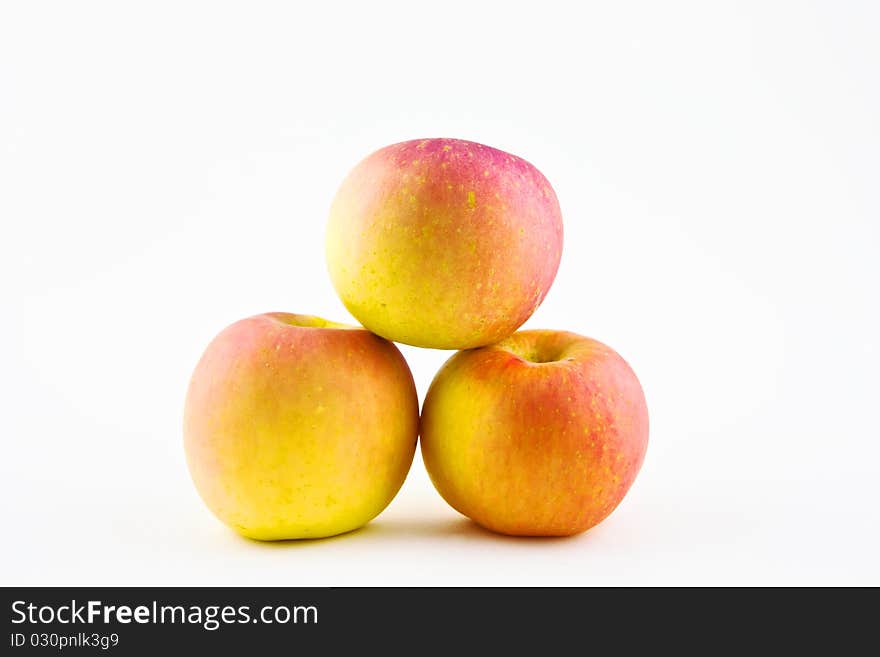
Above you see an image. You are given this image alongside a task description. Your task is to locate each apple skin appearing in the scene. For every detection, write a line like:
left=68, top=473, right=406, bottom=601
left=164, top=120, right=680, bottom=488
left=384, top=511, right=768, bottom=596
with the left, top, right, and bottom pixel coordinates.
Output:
left=183, top=313, right=419, bottom=540
left=326, top=138, right=563, bottom=350
left=420, top=329, right=648, bottom=537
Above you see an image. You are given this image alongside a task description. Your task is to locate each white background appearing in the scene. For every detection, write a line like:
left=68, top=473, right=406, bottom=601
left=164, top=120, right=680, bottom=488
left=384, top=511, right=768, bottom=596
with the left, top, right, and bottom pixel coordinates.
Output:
left=2, top=1, right=878, bottom=586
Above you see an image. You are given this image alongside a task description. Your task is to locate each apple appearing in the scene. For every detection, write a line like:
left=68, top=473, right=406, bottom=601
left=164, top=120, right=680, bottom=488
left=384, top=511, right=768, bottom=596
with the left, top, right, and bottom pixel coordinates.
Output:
left=183, top=312, right=419, bottom=540
left=420, top=329, right=648, bottom=536
left=326, top=138, right=563, bottom=350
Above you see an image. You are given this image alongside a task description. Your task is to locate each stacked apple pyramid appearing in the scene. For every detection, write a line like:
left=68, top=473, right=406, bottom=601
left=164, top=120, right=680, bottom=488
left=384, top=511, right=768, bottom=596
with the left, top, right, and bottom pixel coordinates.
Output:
left=184, top=138, right=648, bottom=539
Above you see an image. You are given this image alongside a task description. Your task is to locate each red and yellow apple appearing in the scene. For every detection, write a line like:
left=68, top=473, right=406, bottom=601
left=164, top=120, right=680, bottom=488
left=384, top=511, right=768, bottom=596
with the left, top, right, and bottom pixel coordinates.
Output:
left=326, top=138, right=563, bottom=350
left=420, top=329, right=648, bottom=537
left=183, top=313, right=419, bottom=540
